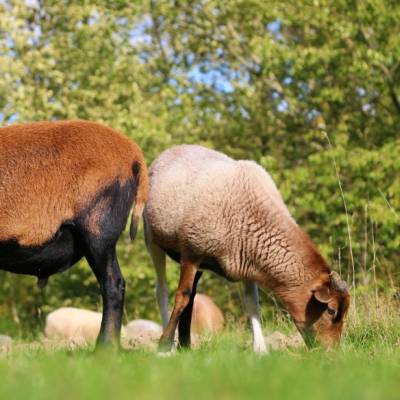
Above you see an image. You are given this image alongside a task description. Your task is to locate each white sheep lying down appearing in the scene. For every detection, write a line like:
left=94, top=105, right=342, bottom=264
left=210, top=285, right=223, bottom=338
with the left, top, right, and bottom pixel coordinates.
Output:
left=44, top=299, right=223, bottom=349
left=45, top=308, right=165, bottom=347
left=123, top=319, right=163, bottom=350
left=144, top=145, right=349, bottom=352
left=45, top=307, right=104, bottom=344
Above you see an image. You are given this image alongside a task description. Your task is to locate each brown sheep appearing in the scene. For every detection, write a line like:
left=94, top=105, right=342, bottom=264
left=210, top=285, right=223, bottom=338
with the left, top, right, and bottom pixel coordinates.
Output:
left=144, top=145, right=350, bottom=352
left=191, top=293, right=224, bottom=335
left=0, top=120, right=148, bottom=348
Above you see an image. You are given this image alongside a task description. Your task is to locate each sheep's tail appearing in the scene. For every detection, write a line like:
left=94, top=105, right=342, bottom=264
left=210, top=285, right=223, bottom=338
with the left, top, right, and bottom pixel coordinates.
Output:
left=130, top=154, right=149, bottom=241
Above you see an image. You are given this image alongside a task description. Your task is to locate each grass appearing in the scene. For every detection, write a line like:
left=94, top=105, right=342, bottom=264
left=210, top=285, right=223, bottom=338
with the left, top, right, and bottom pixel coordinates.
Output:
left=1, top=341, right=398, bottom=400
left=0, top=290, right=397, bottom=400
left=1, top=309, right=399, bottom=400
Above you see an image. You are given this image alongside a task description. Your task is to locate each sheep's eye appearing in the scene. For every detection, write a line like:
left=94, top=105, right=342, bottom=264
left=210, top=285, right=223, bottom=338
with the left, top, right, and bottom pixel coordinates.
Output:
left=327, top=307, right=336, bottom=317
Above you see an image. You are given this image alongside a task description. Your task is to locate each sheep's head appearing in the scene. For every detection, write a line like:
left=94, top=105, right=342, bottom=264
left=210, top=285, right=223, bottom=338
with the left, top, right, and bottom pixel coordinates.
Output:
left=284, top=271, right=350, bottom=349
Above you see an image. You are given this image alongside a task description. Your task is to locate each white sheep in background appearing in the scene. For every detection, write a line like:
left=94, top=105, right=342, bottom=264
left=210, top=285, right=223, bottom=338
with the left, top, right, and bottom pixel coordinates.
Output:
left=123, top=319, right=163, bottom=350
left=144, top=145, right=350, bottom=353
left=45, top=308, right=166, bottom=350
left=44, top=307, right=103, bottom=345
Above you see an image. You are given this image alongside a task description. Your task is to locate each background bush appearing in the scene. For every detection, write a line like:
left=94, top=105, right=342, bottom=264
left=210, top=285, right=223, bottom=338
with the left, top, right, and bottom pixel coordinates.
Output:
left=0, top=0, right=398, bottom=335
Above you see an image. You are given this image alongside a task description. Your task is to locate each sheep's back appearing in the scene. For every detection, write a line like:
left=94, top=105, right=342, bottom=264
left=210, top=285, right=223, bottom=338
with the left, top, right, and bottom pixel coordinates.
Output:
left=146, top=145, right=237, bottom=251
left=0, top=120, right=141, bottom=246
left=146, top=145, right=293, bottom=262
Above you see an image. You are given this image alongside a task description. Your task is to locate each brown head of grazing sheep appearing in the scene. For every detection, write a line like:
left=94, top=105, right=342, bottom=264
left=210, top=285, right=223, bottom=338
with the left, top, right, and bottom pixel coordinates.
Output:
left=0, top=120, right=148, bottom=348
left=274, top=265, right=350, bottom=349
left=144, top=145, right=350, bottom=352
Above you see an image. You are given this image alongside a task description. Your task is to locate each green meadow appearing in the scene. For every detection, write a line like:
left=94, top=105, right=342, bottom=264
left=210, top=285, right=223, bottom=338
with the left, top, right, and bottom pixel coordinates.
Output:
left=1, top=332, right=399, bottom=400
left=1, top=297, right=399, bottom=400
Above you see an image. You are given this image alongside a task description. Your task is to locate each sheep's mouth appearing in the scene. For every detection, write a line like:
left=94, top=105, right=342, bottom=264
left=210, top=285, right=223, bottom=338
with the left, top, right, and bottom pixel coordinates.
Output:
left=293, top=324, right=319, bottom=349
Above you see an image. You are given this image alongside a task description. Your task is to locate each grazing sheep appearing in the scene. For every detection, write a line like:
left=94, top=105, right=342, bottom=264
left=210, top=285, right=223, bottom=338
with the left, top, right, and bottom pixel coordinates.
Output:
left=144, top=145, right=350, bottom=352
left=45, top=307, right=103, bottom=344
left=0, top=120, right=148, bottom=348
left=191, top=294, right=224, bottom=335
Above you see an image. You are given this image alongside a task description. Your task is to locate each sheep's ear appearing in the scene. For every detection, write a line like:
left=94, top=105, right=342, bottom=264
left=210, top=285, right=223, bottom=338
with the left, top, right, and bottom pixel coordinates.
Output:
left=312, top=282, right=332, bottom=304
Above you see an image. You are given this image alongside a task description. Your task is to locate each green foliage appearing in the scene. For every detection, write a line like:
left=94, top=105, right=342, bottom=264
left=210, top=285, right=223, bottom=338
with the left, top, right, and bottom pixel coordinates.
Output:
left=0, top=0, right=399, bottom=332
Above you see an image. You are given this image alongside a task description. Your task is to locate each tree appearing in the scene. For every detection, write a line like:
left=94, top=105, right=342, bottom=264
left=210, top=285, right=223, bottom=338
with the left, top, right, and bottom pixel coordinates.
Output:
left=0, top=0, right=398, bottom=333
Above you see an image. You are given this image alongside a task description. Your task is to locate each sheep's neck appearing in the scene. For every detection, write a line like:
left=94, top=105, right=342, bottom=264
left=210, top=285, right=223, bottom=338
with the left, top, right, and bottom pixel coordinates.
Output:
left=241, top=208, right=329, bottom=292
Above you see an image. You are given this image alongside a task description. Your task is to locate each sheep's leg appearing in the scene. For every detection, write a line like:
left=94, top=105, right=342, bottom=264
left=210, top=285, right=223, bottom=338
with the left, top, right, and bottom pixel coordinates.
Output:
left=244, top=282, right=267, bottom=353
left=86, top=245, right=125, bottom=349
left=144, top=216, right=169, bottom=329
left=151, top=245, right=169, bottom=329
left=178, top=271, right=203, bottom=348
left=158, top=258, right=199, bottom=352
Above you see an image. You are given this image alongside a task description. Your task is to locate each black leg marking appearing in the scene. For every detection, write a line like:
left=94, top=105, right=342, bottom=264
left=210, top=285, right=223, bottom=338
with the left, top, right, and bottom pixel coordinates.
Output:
left=158, top=259, right=199, bottom=352
left=178, top=271, right=203, bottom=349
left=77, top=178, right=136, bottom=349
left=85, top=244, right=125, bottom=348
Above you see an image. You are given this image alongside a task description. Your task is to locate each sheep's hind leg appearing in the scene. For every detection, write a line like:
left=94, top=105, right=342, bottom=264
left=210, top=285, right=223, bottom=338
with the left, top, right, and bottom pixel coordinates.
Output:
left=178, top=271, right=203, bottom=349
left=85, top=243, right=125, bottom=350
left=150, top=243, right=169, bottom=329
left=144, top=215, right=169, bottom=329
left=158, top=258, right=199, bottom=353
left=244, top=282, right=267, bottom=353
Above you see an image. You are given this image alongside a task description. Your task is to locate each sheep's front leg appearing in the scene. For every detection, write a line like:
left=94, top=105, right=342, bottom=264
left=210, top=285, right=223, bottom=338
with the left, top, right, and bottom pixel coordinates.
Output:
left=244, top=282, right=267, bottom=353
left=158, top=257, right=199, bottom=353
